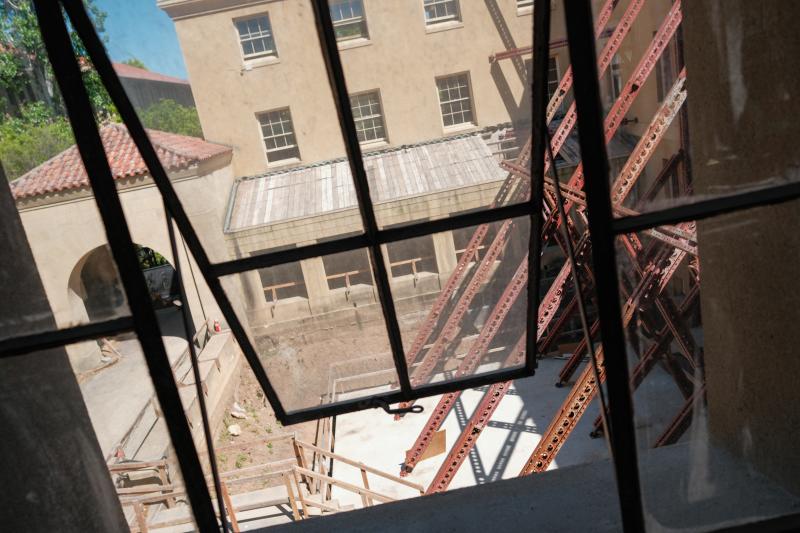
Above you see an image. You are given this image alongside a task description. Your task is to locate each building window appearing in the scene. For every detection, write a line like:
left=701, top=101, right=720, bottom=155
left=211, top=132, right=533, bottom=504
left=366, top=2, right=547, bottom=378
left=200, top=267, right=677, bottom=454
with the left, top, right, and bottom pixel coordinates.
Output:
left=548, top=57, right=560, bottom=101
left=526, top=57, right=560, bottom=102
left=423, top=0, right=461, bottom=25
left=436, top=73, right=474, bottom=128
left=330, top=0, right=368, bottom=41
left=517, top=0, right=534, bottom=8
left=350, top=91, right=386, bottom=143
left=257, top=108, right=300, bottom=163
left=610, top=53, right=623, bottom=101
left=235, top=14, right=277, bottom=59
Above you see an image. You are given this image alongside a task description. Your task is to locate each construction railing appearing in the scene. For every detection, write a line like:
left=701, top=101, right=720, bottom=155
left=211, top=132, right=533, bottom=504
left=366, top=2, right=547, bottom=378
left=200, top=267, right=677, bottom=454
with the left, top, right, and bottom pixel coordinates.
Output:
left=112, top=432, right=421, bottom=530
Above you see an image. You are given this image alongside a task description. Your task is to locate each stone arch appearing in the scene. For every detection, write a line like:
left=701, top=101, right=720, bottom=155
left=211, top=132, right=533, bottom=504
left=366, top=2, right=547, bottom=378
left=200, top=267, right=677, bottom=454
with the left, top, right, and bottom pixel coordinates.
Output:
left=67, top=244, right=180, bottom=324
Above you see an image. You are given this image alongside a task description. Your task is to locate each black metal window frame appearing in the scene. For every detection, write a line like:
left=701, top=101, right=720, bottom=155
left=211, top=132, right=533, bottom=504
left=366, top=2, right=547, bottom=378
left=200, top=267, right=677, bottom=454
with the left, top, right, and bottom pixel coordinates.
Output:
left=2, top=1, right=800, bottom=532
left=0, top=0, right=545, bottom=428
left=564, top=0, right=800, bottom=531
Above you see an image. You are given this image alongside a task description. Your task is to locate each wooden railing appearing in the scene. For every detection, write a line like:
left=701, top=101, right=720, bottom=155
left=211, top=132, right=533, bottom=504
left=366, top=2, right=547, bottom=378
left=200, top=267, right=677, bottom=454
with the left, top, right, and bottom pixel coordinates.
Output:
left=389, top=257, right=427, bottom=285
left=291, top=438, right=424, bottom=516
left=263, top=281, right=304, bottom=303
left=113, top=433, right=424, bottom=530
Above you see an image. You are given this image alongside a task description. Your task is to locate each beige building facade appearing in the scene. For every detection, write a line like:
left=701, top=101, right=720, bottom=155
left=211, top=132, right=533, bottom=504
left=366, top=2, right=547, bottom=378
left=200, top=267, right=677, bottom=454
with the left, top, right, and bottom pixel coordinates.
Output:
left=159, top=0, right=537, bottom=177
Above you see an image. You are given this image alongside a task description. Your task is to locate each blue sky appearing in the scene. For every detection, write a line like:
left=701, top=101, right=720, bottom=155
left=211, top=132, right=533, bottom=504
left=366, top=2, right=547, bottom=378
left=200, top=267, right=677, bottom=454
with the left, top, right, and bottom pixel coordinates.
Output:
left=95, top=0, right=188, bottom=79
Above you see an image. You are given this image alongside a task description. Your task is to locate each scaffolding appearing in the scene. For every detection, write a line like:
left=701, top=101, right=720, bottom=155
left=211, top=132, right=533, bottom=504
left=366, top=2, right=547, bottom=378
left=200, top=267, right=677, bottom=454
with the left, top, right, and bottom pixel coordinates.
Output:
left=392, top=0, right=702, bottom=494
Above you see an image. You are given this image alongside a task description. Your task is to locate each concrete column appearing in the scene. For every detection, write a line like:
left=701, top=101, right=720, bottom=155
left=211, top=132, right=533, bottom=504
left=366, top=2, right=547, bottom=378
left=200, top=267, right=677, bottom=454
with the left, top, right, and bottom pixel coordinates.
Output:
left=0, top=179, right=128, bottom=531
left=432, top=231, right=458, bottom=280
left=685, top=0, right=800, bottom=495
left=301, top=256, right=329, bottom=314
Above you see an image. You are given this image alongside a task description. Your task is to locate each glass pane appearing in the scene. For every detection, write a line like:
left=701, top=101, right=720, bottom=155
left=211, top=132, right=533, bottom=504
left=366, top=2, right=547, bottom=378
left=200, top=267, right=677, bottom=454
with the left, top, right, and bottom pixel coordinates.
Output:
left=398, top=217, right=530, bottom=389
left=66, top=336, right=201, bottom=532
left=329, top=0, right=533, bottom=229
left=91, top=1, right=362, bottom=265
left=615, top=199, right=800, bottom=531
left=597, top=0, right=800, bottom=218
left=220, top=249, right=399, bottom=412
left=0, top=8, right=131, bottom=343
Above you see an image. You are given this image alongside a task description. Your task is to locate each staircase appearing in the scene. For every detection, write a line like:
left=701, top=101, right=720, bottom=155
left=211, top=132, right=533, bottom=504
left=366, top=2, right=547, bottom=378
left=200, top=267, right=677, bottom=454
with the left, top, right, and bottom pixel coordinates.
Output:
left=111, top=434, right=423, bottom=531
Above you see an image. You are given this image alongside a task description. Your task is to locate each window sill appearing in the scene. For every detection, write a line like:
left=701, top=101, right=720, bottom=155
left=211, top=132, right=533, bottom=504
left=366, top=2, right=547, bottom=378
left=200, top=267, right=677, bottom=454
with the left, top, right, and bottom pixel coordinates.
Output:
left=241, top=55, right=280, bottom=72
left=442, top=122, right=478, bottom=135
left=360, top=139, right=389, bottom=152
left=337, top=37, right=372, bottom=51
left=517, top=6, right=533, bottom=17
left=266, top=157, right=301, bottom=169
left=425, top=20, right=464, bottom=34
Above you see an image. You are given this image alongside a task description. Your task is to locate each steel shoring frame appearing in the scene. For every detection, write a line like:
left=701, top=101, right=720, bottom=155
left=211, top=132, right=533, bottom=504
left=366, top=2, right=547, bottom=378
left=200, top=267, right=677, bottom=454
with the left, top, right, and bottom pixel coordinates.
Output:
left=405, top=0, right=642, bottom=397
left=425, top=129, right=613, bottom=493
left=392, top=0, right=616, bottom=415
left=31, top=1, right=219, bottom=530
left=399, top=0, right=670, bottom=473
left=555, top=71, right=690, bottom=385
left=560, top=0, right=646, bottom=529
left=589, top=282, right=700, bottom=437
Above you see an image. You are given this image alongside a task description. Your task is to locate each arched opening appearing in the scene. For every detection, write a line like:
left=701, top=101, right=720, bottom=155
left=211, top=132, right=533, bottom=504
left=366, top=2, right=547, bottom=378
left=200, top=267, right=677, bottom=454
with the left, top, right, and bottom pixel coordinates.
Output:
left=68, top=244, right=186, bottom=339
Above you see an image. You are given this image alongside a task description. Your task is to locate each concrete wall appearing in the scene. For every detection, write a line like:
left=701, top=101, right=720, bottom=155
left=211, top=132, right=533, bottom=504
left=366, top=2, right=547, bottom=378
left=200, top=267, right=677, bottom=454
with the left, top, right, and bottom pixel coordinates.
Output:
left=685, top=0, right=800, bottom=495
left=0, top=179, right=128, bottom=532
left=15, top=156, right=236, bottom=370
left=161, top=0, right=538, bottom=177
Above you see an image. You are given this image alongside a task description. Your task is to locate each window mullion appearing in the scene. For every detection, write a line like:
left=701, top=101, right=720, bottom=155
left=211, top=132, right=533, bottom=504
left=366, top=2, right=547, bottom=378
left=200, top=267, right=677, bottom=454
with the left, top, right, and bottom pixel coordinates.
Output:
left=311, top=0, right=412, bottom=394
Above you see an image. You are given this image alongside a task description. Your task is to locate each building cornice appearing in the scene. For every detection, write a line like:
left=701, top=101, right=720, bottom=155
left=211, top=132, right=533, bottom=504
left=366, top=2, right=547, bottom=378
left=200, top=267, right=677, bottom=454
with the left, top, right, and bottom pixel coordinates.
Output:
left=157, top=0, right=275, bottom=21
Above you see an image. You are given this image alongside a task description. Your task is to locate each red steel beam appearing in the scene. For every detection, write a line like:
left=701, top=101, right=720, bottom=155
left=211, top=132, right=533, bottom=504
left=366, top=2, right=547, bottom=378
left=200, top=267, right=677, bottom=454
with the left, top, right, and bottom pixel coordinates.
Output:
left=519, top=222, right=693, bottom=475
left=401, top=0, right=658, bottom=474
left=395, top=0, right=632, bottom=403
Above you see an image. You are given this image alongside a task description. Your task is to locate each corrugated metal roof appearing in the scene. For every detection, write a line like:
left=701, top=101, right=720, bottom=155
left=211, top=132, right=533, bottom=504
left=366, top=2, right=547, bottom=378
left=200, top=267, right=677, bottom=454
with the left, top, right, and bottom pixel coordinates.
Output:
left=227, top=134, right=507, bottom=232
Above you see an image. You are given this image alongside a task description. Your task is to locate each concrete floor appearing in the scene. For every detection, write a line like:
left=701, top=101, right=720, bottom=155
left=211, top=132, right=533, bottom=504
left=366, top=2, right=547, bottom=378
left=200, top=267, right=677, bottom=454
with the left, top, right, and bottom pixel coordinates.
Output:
left=331, top=358, right=610, bottom=506
left=267, top=440, right=800, bottom=533
left=79, top=307, right=187, bottom=458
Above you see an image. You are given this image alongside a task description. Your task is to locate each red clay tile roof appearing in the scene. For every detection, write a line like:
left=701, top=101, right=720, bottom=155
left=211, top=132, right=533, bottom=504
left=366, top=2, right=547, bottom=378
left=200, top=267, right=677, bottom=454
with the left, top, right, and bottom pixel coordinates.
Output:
left=11, top=123, right=231, bottom=200
left=113, top=62, right=190, bottom=85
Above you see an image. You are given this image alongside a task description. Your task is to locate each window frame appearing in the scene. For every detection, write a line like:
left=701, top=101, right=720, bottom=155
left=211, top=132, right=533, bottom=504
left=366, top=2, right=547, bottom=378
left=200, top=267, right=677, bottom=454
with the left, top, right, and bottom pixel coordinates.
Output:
left=423, top=0, right=462, bottom=26
left=19, top=1, right=800, bottom=531
left=234, top=13, right=278, bottom=61
left=330, top=0, right=369, bottom=42
left=257, top=107, right=301, bottom=164
left=435, top=72, right=476, bottom=129
left=349, top=89, right=388, bottom=144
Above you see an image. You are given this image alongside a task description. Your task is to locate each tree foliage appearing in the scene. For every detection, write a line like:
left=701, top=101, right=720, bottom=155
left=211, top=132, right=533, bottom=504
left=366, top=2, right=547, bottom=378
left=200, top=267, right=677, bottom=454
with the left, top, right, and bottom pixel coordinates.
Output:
left=0, top=0, right=113, bottom=119
left=122, top=57, right=147, bottom=70
left=140, top=99, right=203, bottom=138
left=0, top=0, right=117, bottom=180
left=0, top=101, right=74, bottom=180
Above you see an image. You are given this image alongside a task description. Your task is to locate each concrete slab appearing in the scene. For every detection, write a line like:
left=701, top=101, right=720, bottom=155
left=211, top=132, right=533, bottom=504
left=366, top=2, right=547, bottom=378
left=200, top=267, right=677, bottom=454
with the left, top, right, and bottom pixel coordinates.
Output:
left=330, top=359, right=610, bottom=507
left=79, top=335, right=188, bottom=458
left=264, top=442, right=800, bottom=533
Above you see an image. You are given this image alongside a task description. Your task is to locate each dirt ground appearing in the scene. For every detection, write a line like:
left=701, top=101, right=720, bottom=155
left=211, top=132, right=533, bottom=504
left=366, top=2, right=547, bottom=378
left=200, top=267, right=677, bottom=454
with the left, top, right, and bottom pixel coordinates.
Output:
left=212, top=305, right=430, bottom=493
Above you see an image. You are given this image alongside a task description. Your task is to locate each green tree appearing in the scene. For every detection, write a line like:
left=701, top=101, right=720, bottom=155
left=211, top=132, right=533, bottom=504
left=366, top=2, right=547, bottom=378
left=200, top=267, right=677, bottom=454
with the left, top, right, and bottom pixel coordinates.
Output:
left=140, top=99, right=203, bottom=138
left=122, top=58, right=147, bottom=70
left=0, top=0, right=113, bottom=119
left=0, top=0, right=118, bottom=180
left=0, top=101, right=74, bottom=180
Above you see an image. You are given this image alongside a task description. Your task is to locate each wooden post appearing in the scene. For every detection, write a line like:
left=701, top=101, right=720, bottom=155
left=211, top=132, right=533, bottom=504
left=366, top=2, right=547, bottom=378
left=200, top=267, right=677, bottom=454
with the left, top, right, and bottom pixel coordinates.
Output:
left=292, top=439, right=312, bottom=493
left=283, top=471, right=302, bottom=521
left=133, top=502, right=148, bottom=533
left=156, top=464, right=176, bottom=508
left=360, top=468, right=373, bottom=507
left=291, top=468, right=309, bottom=519
left=219, top=481, right=240, bottom=533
